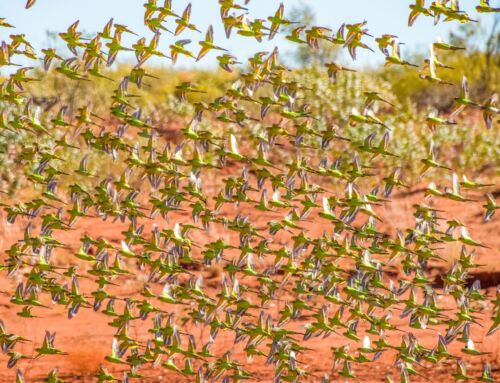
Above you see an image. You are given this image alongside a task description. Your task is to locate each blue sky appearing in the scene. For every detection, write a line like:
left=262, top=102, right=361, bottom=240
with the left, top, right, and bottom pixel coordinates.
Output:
left=0, top=0, right=497, bottom=70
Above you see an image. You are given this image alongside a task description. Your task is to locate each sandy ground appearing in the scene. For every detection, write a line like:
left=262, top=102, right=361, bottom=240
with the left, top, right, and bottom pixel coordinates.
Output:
left=0, top=184, right=499, bottom=382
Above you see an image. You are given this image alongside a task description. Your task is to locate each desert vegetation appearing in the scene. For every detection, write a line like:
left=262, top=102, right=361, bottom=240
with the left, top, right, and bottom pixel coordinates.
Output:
left=0, top=1, right=499, bottom=382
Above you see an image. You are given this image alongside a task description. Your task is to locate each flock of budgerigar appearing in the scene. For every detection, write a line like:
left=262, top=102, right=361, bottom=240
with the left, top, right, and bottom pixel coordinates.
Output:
left=0, top=1, right=499, bottom=382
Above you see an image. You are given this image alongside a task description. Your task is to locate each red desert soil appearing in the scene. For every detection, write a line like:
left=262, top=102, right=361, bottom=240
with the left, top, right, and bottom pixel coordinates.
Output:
left=0, top=187, right=499, bottom=382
